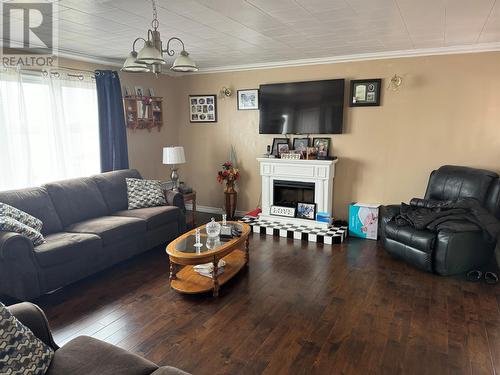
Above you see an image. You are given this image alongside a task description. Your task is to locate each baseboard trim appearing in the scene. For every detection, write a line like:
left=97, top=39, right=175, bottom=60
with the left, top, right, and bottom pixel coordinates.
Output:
left=185, top=203, right=247, bottom=218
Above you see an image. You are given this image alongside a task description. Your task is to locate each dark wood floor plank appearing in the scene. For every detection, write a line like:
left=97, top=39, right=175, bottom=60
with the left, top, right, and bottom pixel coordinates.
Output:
left=28, top=213, right=499, bottom=375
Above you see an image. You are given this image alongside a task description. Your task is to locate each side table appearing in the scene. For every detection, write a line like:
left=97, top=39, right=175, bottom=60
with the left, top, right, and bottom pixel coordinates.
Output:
left=182, top=191, right=196, bottom=227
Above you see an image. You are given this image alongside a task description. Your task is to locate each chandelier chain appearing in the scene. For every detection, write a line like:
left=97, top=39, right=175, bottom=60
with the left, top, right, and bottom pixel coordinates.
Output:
left=121, top=0, right=197, bottom=73
left=151, top=0, right=159, bottom=29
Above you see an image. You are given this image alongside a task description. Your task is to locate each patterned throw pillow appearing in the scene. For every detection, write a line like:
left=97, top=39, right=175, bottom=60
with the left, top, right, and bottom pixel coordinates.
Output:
left=126, top=178, right=167, bottom=209
left=0, top=203, right=43, bottom=232
left=0, top=302, right=54, bottom=375
left=0, top=217, right=45, bottom=246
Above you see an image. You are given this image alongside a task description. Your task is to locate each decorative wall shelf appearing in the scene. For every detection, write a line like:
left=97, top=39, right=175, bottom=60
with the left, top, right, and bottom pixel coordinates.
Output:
left=123, top=95, right=163, bottom=132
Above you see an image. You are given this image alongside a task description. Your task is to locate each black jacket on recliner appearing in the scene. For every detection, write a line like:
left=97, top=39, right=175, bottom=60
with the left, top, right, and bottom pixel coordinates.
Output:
left=380, top=165, right=500, bottom=275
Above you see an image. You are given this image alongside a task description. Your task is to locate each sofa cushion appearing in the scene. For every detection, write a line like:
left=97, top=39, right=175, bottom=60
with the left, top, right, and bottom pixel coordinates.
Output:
left=385, top=221, right=436, bottom=253
left=46, top=336, right=158, bottom=375
left=0, top=202, right=43, bottom=232
left=0, top=216, right=45, bottom=246
left=0, top=187, right=63, bottom=234
left=65, top=216, right=146, bottom=246
left=44, top=178, right=109, bottom=227
left=113, top=206, right=182, bottom=231
left=92, top=169, right=142, bottom=213
left=34, top=232, right=102, bottom=267
left=126, top=178, right=166, bottom=209
left=0, top=302, right=54, bottom=374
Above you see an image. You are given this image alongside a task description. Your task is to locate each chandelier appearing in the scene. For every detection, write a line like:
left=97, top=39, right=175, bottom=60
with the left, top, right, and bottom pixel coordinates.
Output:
left=121, top=0, right=198, bottom=74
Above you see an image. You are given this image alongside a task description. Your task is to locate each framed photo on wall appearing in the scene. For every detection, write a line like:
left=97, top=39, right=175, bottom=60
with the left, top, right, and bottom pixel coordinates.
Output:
left=189, top=95, right=217, bottom=123
left=237, top=89, right=259, bottom=110
left=349, top=79, right=381, bottom=107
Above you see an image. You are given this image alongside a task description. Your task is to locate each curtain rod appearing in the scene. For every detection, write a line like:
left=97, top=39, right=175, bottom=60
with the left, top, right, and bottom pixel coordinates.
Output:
left=2, top=65, right=100, bottom=80
left=3, top=65, right=100, bottom=74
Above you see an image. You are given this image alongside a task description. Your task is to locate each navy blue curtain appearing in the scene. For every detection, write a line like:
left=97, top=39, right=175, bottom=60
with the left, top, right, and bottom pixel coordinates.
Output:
left=95, top=70, right=129, bottom=172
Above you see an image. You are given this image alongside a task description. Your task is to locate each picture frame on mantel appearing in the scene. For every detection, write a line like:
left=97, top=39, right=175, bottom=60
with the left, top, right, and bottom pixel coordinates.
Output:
left=189, top=94, right=217, bottom=123
left=349, top=79, right=382, bottom=107
left=271, top=138, right=288, bottom=157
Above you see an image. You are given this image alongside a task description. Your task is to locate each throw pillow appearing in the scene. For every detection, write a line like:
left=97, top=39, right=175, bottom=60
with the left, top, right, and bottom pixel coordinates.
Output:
left=0, top=203, right=43, bottom=232
left=126, top=178, right=167, bottom=209
left=0, top=216, right=45, bottom=246
left=0, top=302, right=54, bottom=375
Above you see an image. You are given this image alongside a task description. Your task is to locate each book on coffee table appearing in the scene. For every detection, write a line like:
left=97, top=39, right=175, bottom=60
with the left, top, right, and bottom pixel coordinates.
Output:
left=193, top=260, right=226, bottom=278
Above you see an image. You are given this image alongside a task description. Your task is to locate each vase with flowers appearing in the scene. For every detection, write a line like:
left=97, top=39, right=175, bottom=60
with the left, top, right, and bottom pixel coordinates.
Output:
left=217, top=161, right=240, bottom=218
left=141, top=96, right=152, bottom=118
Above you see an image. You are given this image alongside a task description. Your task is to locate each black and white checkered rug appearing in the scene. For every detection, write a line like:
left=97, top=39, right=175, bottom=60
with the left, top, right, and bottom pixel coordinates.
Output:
left=239, top=216, right=348, bottom=244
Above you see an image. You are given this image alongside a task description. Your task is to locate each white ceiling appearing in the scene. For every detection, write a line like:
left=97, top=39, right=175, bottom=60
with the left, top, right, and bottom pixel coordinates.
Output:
left=4, top=0, right=500, bottom=71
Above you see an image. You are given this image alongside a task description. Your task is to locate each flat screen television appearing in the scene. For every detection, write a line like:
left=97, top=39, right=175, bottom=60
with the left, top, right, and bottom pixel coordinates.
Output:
left=259, top=79, right=345, bottom=134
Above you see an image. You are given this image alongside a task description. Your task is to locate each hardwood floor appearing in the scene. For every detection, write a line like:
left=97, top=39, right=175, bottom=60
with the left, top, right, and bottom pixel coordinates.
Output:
left=35, top=214, right=500, bottom=375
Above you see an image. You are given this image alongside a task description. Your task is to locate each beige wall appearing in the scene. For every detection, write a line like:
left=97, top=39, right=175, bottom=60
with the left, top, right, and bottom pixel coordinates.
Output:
left=173, top=52, right=500, bottom=219
left=118, top=73, right=178, bottom=181
left=61, top=52, right=500, bottom=220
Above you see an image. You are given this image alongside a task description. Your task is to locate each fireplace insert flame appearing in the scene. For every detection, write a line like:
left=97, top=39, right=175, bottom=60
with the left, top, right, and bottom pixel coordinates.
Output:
left=273, top=180, right=315, bottom=208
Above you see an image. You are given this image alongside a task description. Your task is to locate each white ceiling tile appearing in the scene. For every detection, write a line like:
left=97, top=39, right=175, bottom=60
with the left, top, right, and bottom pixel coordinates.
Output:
left=9, top=0, right=496, bottom=69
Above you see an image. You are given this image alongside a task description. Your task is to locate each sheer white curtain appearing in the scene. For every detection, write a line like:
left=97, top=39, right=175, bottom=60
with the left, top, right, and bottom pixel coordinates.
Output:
left=0, top=68, right=100, bottom=191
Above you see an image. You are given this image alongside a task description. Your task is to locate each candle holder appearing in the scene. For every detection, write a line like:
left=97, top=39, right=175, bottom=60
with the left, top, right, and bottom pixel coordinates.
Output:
left=194, top=228, right=202, bottom=248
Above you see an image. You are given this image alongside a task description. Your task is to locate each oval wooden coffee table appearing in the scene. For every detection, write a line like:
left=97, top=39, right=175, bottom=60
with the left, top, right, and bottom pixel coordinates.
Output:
left=166, top=221, right=250, bottom=297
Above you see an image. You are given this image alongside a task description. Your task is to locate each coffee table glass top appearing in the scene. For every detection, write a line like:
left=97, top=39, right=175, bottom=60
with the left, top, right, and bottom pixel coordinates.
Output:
left=174, top=223, right=244, bottom=254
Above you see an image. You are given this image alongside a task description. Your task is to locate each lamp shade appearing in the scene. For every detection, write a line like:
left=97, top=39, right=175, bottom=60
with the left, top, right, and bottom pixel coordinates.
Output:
left=163, top=146, right=186, bottom=165
left=137, top=41, right=166, bottom=65
left=171, top=50, right=198, bottom=72
left=121, top=51, right=150, bottom=73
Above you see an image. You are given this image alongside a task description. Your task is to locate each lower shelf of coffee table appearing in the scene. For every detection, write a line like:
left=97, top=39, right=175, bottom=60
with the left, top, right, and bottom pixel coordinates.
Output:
left=170, top=249, right=246, bottom=294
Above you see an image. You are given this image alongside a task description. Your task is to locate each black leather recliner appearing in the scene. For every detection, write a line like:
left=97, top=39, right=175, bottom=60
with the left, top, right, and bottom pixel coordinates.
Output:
left=380, top=165, right=500, bottom=275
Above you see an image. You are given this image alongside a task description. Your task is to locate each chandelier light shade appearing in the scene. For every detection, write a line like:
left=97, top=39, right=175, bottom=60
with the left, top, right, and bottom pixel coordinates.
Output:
left=136, top=41, right=166, bottom=65
left=171, top=50, right=198, bottom=72
left=121, top=51, right=150, bottom=73
left=121, top=0, right=198, bottom=75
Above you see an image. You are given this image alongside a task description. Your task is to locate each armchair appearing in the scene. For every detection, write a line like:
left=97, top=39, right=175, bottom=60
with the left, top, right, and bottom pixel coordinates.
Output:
left=6, top=302, right=190, bottom=375
left=380, top=165, right=500, bottom=275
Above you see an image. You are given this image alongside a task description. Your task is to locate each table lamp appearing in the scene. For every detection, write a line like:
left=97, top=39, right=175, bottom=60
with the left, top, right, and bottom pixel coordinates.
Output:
left=163, top=146, right=186, bottom=191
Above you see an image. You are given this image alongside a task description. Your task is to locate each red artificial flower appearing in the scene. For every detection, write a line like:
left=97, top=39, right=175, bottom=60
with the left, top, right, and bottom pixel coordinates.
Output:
left=216, top=161, right=240, bottom=184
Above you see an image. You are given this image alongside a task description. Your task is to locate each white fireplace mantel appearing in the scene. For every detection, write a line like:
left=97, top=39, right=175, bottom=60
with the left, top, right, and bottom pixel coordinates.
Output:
left=257, top=157, right=338, bottom=228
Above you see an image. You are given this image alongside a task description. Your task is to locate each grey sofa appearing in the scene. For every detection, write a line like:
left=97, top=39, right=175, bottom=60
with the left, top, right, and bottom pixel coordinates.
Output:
left=7, top=302, right=189, bottom=375
left=0, top=169, right=186, bottom=301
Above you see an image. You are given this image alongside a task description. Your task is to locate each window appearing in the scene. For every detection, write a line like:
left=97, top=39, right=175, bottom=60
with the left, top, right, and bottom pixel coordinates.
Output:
left=0, top=70, right=100, bottom=191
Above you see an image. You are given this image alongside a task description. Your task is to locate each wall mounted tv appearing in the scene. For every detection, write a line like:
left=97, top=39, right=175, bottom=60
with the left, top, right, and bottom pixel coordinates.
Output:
left=259, top=79, right=345, bottom=134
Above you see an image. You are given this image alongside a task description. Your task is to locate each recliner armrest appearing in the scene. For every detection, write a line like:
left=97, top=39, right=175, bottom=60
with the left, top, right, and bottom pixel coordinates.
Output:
left=0, top=231, right=34, bottom=261
left=152, top=366, right=191, bottom=375
left=165, top=190, right=185, bottom=212
left=379, top=205, right=401, bottom=240
left=7, top=302, right=59, bottom=350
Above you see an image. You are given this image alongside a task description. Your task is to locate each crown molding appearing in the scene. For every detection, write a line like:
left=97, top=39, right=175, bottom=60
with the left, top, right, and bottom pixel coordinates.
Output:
left=56, top=50, right=123, bottom=68
left=193, top=42, right=500, bottom=74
